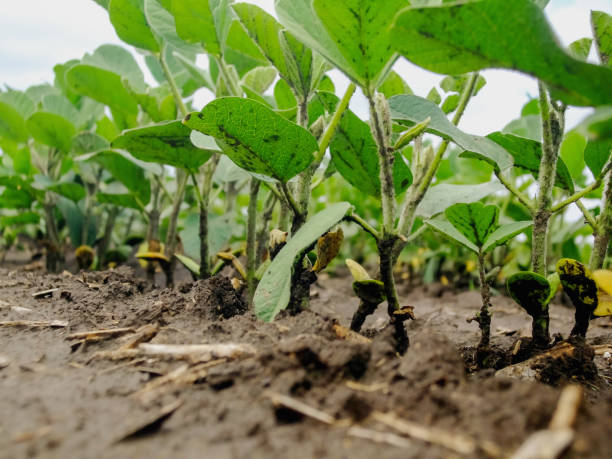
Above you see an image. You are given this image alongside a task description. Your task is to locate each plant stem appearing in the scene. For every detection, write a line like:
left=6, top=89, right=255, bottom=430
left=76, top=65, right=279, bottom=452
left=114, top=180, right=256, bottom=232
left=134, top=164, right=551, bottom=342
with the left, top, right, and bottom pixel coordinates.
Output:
left=246, top=178, right=260, bottom=304
left=159, top=46, right=188, bottom=118
left=531, top=83, right=564, bottom=275
left=43, top=202, right=63, bottom=273
left=590, top=168, right=612, bottom=269
left=495, top=170, right=535, bottom=211
left=345, top=214, right=380, bottom=241
left=576, top=200, right=599, bottom=231
left=256, top=191, right=277, bottom=265
left=97, top=206, right=119, bottom=268
left=316, top=83, right=356, bottom=164
left=475, top=252, right=492, bottom=348
left=213, top=55, right=243, bottom=98
left=551, top=165, right=611, bottom=213
left=163, top=169, right=188, bottom=287
left=394, top=73, right=480, bottom=260
left=368, top=94, right=395, bottom=235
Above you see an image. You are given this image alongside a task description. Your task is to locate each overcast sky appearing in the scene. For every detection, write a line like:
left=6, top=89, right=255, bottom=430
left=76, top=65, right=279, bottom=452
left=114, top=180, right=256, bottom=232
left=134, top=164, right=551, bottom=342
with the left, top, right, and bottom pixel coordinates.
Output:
left=1, top=0, right=611, bottom=135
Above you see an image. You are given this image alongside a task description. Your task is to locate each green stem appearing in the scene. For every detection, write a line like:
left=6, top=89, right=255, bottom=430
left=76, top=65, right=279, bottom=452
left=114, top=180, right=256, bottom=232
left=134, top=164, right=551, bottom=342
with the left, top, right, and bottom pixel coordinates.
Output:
left=368, top=93, right=395, bottom=235
left=246, top=178, right=260, bottom=304
left=256, top=191, right=278, bottom=265
left=345, top=214, right=380, bottom=241
left=576, top=200, right=599, bottom=231
left=97, top=206, right=119, bottom=268
left=590, top=168, right=612, bottom=270
left=213, top=55, right=242, bottom=97
left=495, top=170, right=535, bottom=211
left=531, top=83, right=564, bottom=275
left=550, top=163, right=611, bottom=213
left=316, top=83, right=356, bottom=164
left=159, top=46, right=188, bottom=117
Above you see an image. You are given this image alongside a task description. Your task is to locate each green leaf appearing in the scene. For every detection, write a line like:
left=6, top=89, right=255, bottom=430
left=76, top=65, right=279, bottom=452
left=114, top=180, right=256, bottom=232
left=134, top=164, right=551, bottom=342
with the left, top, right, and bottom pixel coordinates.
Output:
left=579, top=106, right=612, bottom=141
left=0, top=212, right=39, bottom=226
left=170, top=0, right=232, bottom=56
left=0, top=101, right=28, bottom=143
left=72, top=132, right=111, bottom=154
left=379, top=71, right=412, bottom=99
left=507, top=271, right=551, bottom=317
left=391, top=0, right=612, bottom=107
left=0, top=90, right=35, bottom=119
left=42, top=94, right=80, bottom=128
left=184, top=97, right=316, bottom=182
left=175, top=253, right=200, bottom=276
left=504, top=114, right=542, bottom=142
left=26, top=112, right=75, bottom=152
left=480, top=132, right=574, bottom=192
left=81, top=150, right=151, bottom=205
left=0, top=189, right=33, bottom=209
left=390, top=95, right=513, bottom=171
left=47, top=182, right=86, bottom=203
left=145, top=0, right=200, bottom=55
left=274, top=79, right=297, bottom=110
left=592, top=10, right=612, bottom=66
left=96, top=192, right=143, bottom=210
left=568, top=38, right=592, bottom=61
left=82, top=44, right=146, bottom=92
left=441, top=94, right=460, bottom=114
left=254, top=202, right=352, bottom=321
left=426, top=218, right=478, bottom=253
left=426, top=87, right=441, bottom=105
left=109, top=0, right=160, bottom=52
left=417, top=181, right=504, bottom=218
left=241, top=66, right=277, bottom=94
left=328, top=104, right=411, bottom=197
left=112, top=120, right=212, bottom=172
left=66, top=64, right=138, bottom=115
left=275, top=0, right=407, bottom=93
left=482, top=221, right=532, bottom=253
left=440, top=74, right=486, bottom=96
left=584, top=140, right=612, bottom=179
left=445, top=202, right=499, bottom=248
left=559, top=131, right=587, bottom=184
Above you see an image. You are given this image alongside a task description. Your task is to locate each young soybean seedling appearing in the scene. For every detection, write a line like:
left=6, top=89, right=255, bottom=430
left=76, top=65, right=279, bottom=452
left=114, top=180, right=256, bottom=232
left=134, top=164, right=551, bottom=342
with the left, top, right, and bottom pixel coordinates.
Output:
left=556, top=258, right=612, bottom=337
left=506, top=272, right=558, bottom=348
left=345, top=259, right=388, bottom=333
left=427, top=202, right=531, bottom=349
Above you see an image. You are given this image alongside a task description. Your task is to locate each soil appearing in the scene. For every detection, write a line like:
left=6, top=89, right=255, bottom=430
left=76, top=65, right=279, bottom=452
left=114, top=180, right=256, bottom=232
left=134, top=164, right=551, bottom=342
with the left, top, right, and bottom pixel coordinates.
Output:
left=1, top=257, right=611, bottom=458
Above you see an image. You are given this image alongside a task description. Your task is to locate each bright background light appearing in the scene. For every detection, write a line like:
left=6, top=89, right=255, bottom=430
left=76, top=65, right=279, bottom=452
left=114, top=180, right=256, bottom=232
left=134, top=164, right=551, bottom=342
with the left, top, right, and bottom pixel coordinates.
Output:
left=1, top=0, right=611, bottom=135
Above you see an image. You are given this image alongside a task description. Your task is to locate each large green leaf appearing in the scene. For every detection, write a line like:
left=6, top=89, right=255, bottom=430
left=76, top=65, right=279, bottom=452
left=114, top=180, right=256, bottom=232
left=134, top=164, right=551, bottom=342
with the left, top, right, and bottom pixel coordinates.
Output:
left=445, top=202, right=499, bottom=248
left=112, top=120, right=212, bottom=172
left=82, top=44, right=146, bottom=92
left=584, top=140, right=612, bottom=179
left=0, top=188, right=33, bottom=209
left=391, top=0, right=612, bottom=107
left=329, top=105, right=411, bottom=198
left=46, top=182, right=86, bottom=203
left=66, top=64, right=138, bottom=115
left=170, top=0, right=232, bottom=56
left=390, top=95, right=512, bottom=170
left=0, top=101, right=28, bottom=143
left=592, top=10, right=612, bottom=66
left=417, top=181, right=504, bottom=218
left=379, top=71, right=412, bottom=99
left=26, top=112, right=75, bottom=152
left=145, top=0, right=200, bottom=55
left=0, top=90, right=35, bottom=119
left=254, top=202, right=352, bottom=322
left=184, top=97, right=317, bottom=182
left=42, top=94, right=80, bottom=128
left=481, top=221, right=532, bottom=254
left=97, top=192, right=143, bottom=210
left=109, top=0, right=160, bottom=52
left=234, top=3, right=320, bottom=99
left=275, top=0, right=407, bottom=93
left=479, top=132, right=574, bottom=192
left=80, top=150, right=151, bottom=205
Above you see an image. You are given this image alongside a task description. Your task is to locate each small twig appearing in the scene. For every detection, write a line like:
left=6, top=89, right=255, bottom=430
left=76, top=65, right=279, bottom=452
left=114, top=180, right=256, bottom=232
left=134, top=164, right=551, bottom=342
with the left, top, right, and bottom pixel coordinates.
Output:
left=373, top=411, right=483, bottom=456
left=345, top=214, right=380, bottom=241
left=137, top=343, right=257, bottom=363
left=32, top=288, right=59, bottom=299
left=263, top=391, right=336, bottom=425
left=66, top=327, right=135, bottom=341
left=347, top=426, right=414, bottom=449
left=0, top=320, right=68, bottom=328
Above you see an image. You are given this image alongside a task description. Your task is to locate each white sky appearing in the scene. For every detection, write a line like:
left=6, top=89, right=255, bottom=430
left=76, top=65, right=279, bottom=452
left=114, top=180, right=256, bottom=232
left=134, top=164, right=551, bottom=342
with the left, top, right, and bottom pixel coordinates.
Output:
left=1, top=0, right=611, bottom=135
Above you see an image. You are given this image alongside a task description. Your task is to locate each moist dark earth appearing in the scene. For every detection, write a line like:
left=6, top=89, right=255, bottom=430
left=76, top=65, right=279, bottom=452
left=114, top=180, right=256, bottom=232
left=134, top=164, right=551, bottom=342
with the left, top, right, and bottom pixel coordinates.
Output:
left=1, top=256, right=611, bottom=458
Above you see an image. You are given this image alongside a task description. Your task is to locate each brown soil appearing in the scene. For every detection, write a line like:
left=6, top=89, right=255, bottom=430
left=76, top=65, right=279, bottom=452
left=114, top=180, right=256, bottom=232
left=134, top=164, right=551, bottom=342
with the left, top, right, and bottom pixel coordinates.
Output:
left=1, top=264, right=611, bottom=459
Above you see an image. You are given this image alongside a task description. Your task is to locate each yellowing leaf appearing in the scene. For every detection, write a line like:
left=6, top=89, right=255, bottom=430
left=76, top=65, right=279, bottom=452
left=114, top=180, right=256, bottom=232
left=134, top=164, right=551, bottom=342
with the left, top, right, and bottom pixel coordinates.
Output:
left=346, top=259, right=370, bottom=282
left=592, top=270, right=612, bottom=316
left=312, top=227, right=343, bottom=272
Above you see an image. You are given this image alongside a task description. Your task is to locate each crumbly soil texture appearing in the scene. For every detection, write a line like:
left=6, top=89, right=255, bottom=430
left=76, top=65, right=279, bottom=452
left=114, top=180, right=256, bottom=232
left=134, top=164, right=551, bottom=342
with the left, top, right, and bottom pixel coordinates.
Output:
left=1, top=264, right=611, bottom=459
